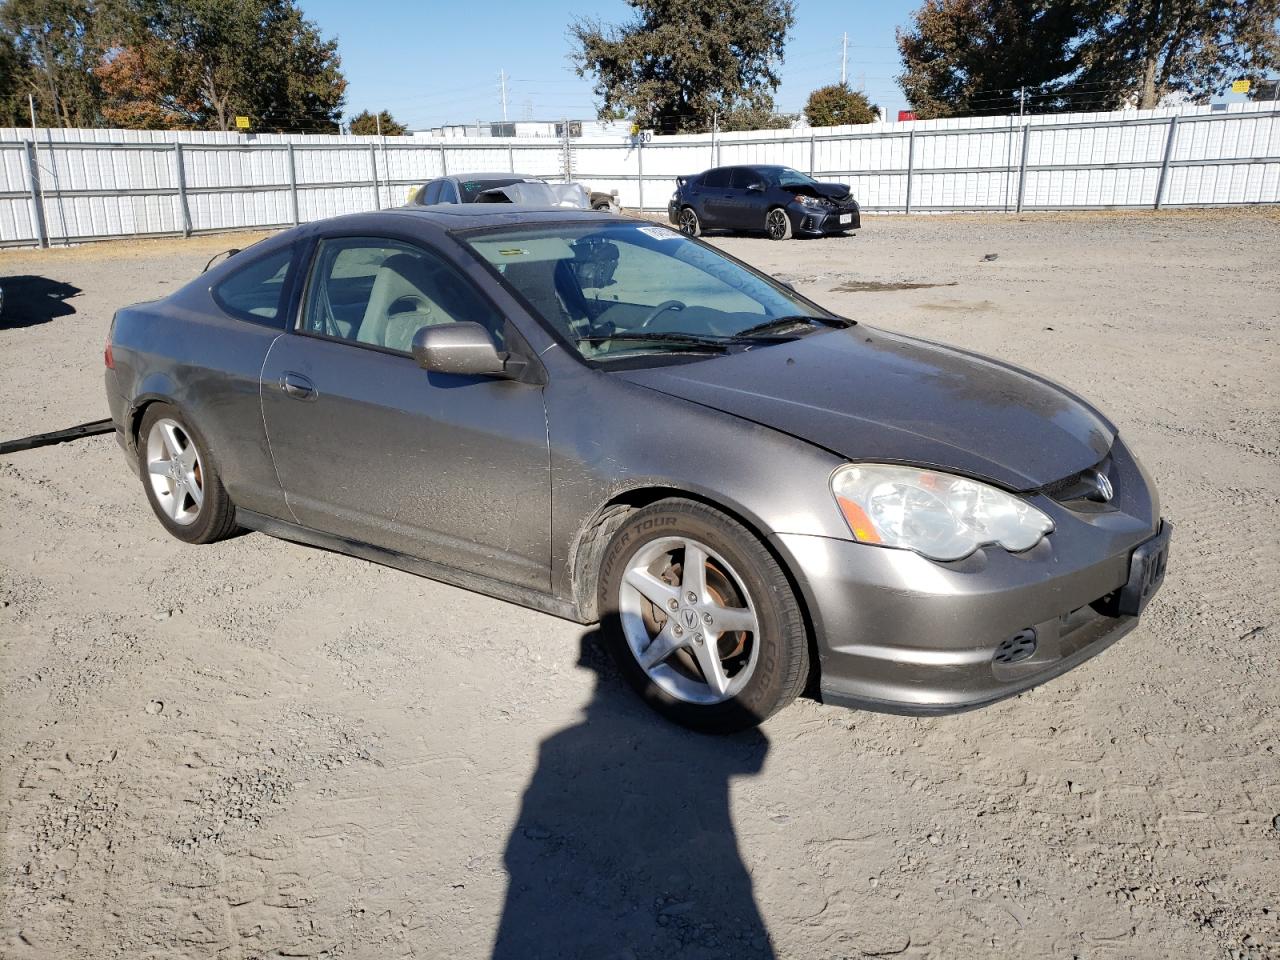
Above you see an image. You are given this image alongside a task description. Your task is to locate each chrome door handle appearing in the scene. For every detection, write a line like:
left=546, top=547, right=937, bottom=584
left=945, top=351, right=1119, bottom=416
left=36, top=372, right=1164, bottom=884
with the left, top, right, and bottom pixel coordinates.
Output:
left=280, top=372, right=316, bottom=401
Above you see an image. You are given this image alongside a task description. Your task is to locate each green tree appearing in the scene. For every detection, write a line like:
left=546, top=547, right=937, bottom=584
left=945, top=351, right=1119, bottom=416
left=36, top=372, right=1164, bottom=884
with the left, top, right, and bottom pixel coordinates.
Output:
left=0, top=32, right=29, bottom=125
left=571, top=0, right=795, bottom=134
left=718, top=103, right=794, bottom=131
left=111, top=0, right=346, bottom=131
left=897, top=0, right=1280, bottom=118
left=804, top=83, right=878, bottom=126
left=0, top=0, right=106, bottom=126
left=897, top=0, right=1084, bottom=118
left=349, top=108, right=407, bottom=136
left=1074, top=0, right=1280, bottom=108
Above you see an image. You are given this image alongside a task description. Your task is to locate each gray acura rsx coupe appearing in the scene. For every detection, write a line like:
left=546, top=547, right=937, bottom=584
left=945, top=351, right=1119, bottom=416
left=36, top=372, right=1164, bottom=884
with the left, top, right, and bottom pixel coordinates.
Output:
left=104, top=206, right=1170, bottom=732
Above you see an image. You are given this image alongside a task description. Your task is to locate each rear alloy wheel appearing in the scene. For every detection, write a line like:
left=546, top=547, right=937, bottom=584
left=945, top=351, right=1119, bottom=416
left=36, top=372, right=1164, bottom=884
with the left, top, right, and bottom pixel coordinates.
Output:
left=766, top=208, right=793, bottom=241
left=138, top=403, right=238, bottom=544
left=598, top=499, right=809, bottom=732
left=678, top=207, right=702, bottom=237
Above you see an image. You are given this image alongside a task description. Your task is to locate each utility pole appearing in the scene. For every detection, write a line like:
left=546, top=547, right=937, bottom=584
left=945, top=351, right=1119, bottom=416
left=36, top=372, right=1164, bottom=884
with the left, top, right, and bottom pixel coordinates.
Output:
left=841, top=32, right=848, bottom=86
left=499, top=69, right=509, bottom=123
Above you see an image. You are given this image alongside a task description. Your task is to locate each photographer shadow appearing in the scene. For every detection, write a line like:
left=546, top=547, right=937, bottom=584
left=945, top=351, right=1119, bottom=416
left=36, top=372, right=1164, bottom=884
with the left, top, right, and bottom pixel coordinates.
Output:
left=0, top=275, right=80, bottom=329
left=493, top=628, right=776, bottom=960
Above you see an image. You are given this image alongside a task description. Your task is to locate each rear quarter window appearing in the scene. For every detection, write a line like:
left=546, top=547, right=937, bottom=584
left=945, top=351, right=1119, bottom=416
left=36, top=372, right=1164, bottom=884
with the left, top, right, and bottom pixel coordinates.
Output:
left=212, top=247, right=294, bottom=327
left=702, top=168, right=731, bottom=188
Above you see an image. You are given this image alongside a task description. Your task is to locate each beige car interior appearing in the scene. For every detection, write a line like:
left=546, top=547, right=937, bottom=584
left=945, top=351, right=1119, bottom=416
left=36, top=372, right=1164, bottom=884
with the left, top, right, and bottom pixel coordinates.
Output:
left=357, top=252, right=460, bottom=353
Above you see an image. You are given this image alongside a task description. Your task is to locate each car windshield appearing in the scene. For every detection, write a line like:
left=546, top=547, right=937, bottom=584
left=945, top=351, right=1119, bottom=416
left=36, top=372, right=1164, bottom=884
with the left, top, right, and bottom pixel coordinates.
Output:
left=462, top=222, right=832, bottom=362
left=774, top=167, right=818, bottom=188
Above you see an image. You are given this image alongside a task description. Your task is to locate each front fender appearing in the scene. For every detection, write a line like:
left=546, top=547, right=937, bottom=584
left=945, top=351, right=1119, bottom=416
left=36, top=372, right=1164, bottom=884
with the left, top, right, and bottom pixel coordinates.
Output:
left=546, top=370, right=850, bottom=606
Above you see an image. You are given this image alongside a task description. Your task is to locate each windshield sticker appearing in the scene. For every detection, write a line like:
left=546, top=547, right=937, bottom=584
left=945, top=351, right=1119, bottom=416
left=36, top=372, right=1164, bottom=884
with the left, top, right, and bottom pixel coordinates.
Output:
left=636, top=225, right=681, bottom=240
left=496, top=248, right=528, bottom=257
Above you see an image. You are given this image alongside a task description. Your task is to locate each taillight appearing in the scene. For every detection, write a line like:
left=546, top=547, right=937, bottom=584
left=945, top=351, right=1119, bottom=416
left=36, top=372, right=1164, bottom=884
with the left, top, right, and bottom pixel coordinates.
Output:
left=104, top=339, right=114, bottom=369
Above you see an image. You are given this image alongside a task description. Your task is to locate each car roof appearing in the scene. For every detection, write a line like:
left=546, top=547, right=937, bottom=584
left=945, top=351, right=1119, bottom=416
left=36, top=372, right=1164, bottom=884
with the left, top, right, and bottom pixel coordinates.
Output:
left=706, top=164, right=788, bottom=173
left=441, top=172, right=543, bottom=182
left=373, top=204, right=625, bottom=230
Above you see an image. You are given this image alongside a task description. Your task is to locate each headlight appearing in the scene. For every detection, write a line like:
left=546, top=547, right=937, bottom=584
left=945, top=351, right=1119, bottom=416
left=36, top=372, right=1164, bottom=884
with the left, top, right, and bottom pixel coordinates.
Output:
left=796, top=194, right=827, bottom=207
left=830, top=463, right=1054, bottom=562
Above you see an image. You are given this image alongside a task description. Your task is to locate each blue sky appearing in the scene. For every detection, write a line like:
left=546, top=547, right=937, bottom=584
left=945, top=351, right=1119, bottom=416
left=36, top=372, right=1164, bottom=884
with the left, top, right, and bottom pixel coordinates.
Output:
left=302, top=0, right=920, bottom=129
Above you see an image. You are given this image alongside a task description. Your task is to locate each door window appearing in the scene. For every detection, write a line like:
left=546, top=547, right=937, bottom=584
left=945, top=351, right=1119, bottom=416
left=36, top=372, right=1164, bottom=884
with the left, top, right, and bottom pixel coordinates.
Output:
left=423, top=180, right=442, bottom=204
left=730, top=168, right=764, bottom=190
left=300, top=238, right=505, bottom=354
left=212, top=246, right=293, bottom=327
left=701, top=168, right=731, bottom=188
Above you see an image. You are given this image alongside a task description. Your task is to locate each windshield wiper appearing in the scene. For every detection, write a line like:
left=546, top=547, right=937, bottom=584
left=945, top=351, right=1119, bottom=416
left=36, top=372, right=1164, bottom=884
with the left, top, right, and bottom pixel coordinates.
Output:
left=575, top=332, right=733, bottom=353
left=732, top=314, right=854, bottom=339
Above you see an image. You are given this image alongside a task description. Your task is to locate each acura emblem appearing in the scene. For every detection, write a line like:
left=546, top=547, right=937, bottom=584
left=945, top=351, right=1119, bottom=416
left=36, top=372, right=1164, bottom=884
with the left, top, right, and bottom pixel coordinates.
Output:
left=1089, top=470, right=1114, bottom=503
left=682, top=609, right=699, bottom=629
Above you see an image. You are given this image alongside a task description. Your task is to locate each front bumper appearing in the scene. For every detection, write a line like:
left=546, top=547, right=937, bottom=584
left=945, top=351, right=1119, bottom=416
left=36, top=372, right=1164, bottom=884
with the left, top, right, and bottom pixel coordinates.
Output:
left=771, top=519, right=1169, bottom=715
left=789, top=202, right=860, bottom=235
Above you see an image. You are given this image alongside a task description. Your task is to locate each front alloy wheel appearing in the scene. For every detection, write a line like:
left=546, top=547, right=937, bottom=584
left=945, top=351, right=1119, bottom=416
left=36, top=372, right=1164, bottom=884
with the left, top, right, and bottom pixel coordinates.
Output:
left=598, top=499, right=809, bottom=732
left=766, top=208, right=792, bottom=241
left=618, top=535, right=760, bottom=705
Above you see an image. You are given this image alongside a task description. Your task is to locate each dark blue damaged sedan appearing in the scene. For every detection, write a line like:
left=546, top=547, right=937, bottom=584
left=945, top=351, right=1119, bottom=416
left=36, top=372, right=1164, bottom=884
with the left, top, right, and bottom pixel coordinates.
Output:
left=104, top=205, right=1169, bottom=732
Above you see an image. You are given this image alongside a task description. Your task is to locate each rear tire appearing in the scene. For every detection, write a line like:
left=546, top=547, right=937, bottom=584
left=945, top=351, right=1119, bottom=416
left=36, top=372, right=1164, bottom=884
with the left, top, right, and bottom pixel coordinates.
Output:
left=597, top=499, right=809, bottom=733
left=677, top=207, right=702, bottom=237
left=137, top=403, right=238, bottom=545
left=766, top=208, right=793, bottom=241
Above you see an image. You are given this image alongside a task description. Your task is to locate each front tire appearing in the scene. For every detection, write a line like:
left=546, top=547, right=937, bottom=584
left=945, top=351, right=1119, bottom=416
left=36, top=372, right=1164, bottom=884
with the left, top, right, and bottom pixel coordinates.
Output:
left=137, top=403, right=238, bottom=544
left=766, top=208, right=793, bottom=241
left=677, top=206, right=702, bottom=237
left=597, top=499, right=809, bottom=733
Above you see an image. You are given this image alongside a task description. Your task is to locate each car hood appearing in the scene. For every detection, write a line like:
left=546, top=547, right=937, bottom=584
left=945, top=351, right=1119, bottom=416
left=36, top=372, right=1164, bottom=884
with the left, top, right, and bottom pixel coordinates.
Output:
left=784, top=181, right=852, bottom=201
left=615, top=326, right=1114, bottom=490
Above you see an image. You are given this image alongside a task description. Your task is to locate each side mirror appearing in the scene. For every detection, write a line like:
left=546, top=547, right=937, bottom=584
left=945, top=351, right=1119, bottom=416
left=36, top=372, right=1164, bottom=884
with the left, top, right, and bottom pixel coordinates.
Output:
left=411, top=322, right=515, bottom=378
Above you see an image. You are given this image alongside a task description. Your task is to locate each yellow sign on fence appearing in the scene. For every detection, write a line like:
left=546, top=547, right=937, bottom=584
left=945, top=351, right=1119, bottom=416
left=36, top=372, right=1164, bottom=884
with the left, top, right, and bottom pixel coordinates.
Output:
left=1231, top=80, right=1251, bottom=94
left=235, top=115, right=251, bottom=130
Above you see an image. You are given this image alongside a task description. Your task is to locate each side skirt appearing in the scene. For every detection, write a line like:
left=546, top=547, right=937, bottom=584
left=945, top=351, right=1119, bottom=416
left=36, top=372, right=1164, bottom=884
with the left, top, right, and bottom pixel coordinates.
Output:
left=236, top=508, right=587, bottom=624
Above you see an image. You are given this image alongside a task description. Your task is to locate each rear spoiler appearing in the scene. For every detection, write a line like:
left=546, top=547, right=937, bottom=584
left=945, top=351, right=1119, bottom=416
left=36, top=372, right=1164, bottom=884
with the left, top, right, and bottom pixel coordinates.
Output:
left=675, top=173, right=697, bottom=188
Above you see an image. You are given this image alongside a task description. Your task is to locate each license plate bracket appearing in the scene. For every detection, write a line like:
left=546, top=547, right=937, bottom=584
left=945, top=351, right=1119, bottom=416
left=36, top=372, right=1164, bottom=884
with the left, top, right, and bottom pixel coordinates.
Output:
left=1116, top=521, right=1172, bottom=617
left=839, top=213, right=853, bottom=225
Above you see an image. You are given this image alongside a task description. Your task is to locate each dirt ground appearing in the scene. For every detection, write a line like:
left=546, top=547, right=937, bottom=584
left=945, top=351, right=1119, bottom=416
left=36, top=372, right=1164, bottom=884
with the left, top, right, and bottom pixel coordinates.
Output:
left=1, top=209, right=1278, bottom=960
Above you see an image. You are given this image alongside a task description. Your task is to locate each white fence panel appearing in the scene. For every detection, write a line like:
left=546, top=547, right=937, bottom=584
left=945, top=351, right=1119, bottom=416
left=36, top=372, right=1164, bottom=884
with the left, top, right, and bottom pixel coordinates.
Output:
left=1, top=102, right=1277, bottom=246
left=0, top=143, right=38, bottom=245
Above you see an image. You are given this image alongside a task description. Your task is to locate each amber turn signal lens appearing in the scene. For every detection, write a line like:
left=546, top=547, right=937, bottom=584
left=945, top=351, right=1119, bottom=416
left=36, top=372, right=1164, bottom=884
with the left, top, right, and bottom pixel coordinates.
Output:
left=836, top=496, right=882, bottom=544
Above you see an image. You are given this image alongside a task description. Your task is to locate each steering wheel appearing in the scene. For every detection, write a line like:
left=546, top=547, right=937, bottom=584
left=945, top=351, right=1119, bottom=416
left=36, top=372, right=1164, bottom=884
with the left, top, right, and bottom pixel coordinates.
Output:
left=637, top=299, right=686, bottom=329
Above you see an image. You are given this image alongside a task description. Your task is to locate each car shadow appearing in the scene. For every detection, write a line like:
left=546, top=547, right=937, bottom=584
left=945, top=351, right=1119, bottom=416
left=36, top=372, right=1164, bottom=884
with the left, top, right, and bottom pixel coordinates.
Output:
left=0, top=275, right=81, bottom=329
left=492, top=626, right=776, bottom=960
